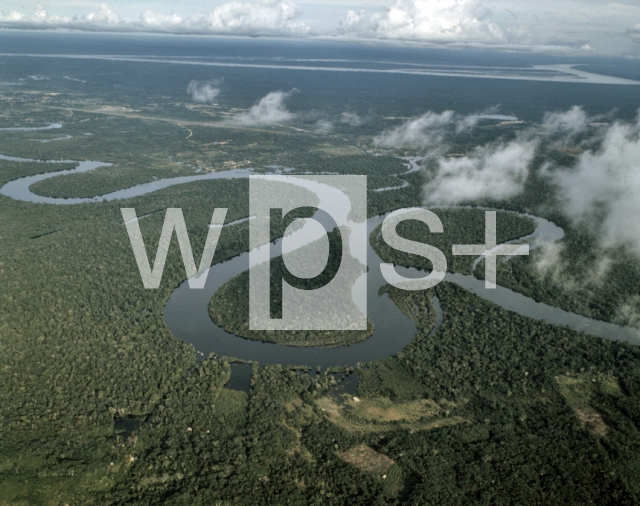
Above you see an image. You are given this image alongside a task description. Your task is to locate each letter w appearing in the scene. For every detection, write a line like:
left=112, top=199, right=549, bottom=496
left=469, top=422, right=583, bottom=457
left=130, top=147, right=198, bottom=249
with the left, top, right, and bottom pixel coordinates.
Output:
left=121, top=208, right=227, bottom=289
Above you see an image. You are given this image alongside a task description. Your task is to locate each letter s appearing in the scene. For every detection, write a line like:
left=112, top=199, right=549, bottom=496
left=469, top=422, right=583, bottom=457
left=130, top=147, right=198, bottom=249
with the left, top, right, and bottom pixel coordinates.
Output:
left=379, top=208, right=447, bottom=290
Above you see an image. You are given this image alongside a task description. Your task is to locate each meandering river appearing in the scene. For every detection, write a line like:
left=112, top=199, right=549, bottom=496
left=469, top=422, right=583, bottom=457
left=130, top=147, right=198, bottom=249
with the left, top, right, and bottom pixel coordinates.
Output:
left=1, top=153, right=638, bottom=373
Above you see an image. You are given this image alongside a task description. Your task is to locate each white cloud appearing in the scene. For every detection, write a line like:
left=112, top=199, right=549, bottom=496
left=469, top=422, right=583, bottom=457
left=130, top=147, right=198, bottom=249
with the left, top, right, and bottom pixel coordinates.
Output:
left=374, top=110, right=455, bottom=149
left=339, top=0, right=504, bottom=44
left=0, top=3, right=125, bottom=29
left=226, top=90, right=296, bottom=126
left=187, top=80, right=222, bottom=104
left=340, top=113, right=364, bottom=127
left=614, top=295, right=640, bottom=327
left=627, top=23, right=640, bottom=42
left=331, top=0, right=640, bottom=55
left=373, top=108, right=506, bottom=150
left=533, top=241, right=613, bottom=293
left=0, top=1, right=310, bottom=37
left=83, top=3, right=122, bottom=25
left=423, top=135, right=538, bottom=205
left=542, top=106, right=590, bottom=135
left=315, top=119, right=334, bottom=131
left=547, top=113, right=640, bottom=256
left=534, top=242, right=565, bottom=282
left=140, top=0, right=309, bottom=36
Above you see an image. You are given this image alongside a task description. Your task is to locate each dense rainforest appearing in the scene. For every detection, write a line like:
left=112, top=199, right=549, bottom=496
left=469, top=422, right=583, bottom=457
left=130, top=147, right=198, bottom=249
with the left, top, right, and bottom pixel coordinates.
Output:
left=2, top=85, right=640, bottom=504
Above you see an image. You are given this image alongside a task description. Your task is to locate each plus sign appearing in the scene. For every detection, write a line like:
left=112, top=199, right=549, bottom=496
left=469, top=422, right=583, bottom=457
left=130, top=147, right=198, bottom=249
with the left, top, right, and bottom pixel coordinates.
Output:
left=452, top=211, right=529, bottom=289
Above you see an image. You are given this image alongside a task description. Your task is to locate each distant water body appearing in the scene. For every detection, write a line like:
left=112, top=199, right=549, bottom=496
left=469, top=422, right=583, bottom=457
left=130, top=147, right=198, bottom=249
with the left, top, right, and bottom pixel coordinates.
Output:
left=1, top=53, right=637, bottom=85
left=0, top=31, right=638, bottom=86
left=0, top=122, right=62, bottom=131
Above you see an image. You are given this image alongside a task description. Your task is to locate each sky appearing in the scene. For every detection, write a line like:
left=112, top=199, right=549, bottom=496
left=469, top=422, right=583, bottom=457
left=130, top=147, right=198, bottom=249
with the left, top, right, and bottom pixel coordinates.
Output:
left=0, top=1, right=639, bottom=57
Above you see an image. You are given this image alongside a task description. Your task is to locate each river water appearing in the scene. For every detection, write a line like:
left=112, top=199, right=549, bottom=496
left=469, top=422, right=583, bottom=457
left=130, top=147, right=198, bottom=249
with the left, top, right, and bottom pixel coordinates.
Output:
left=1, top=153, right=638, bottom=375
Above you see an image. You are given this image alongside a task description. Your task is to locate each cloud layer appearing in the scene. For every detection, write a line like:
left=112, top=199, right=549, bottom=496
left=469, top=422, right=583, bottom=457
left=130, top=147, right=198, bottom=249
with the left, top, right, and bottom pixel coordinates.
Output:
left=339, top=0, right=504, bottom=45
left=383, top=106, right=640, bottom=260
left=547, top=114, right=640, bottom=256
left=1, top=1, right=640, bottom=55
left=334, top=0, right=640, bottom=55
left=0, top=2, right=310, bottom=37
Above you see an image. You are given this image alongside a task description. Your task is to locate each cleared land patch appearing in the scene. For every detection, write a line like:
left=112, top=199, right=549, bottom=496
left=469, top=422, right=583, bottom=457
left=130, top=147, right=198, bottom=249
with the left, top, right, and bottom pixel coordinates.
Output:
left=339, top=444, right=394, bottom=476
left=556, top=373, right=620, bottom=436
left=315, top=395, right=466, bottom=434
